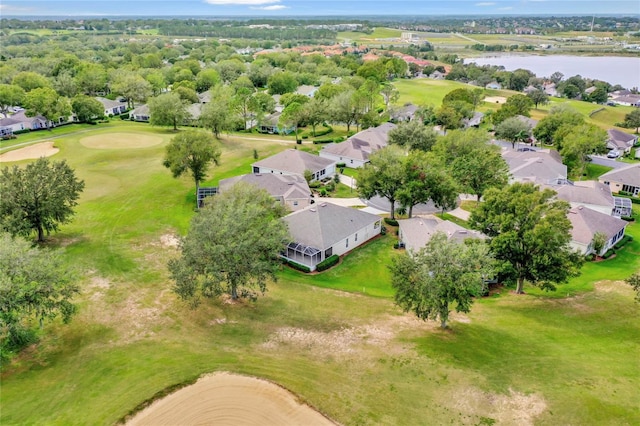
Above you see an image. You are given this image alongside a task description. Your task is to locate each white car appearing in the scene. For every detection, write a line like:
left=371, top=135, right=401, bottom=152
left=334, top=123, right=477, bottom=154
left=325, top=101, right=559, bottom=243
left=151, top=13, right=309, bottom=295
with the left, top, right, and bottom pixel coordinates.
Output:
left=607, top=150, right=620, bottom=159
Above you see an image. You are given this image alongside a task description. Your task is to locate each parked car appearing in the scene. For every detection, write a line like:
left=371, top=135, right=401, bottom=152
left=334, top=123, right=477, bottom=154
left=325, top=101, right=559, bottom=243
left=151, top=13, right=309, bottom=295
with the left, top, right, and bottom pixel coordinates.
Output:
left=607, top=150, right=620, bottom=158
left=517, top=147, right=537, bottom=152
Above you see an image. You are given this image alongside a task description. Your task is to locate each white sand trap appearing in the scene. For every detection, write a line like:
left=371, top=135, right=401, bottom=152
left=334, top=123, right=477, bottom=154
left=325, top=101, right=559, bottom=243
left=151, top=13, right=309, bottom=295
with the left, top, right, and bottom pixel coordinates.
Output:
left=484, top=96, right=507, bottom=104
left=80, top=132, right=163, bottom=149
left=0, top=141, right=59, bottom=162
left=126, top=372, right=336, bottom=426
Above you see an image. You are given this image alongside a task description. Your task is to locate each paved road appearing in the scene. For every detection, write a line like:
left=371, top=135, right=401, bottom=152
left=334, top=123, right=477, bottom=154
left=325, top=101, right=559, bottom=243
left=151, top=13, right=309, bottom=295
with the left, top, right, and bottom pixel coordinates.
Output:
left=589, top=155, right=628, bottom=169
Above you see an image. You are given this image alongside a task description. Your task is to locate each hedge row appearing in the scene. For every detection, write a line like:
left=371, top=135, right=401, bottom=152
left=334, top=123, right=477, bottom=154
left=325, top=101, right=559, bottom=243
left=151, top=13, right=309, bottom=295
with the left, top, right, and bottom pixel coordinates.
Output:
left=283, top=258, right=311, bottom=273
left=316, top=254, right=339, bottom=272
left=384, top=218, right=399, bottom=227
left=614, top=235, right=633, bottom=250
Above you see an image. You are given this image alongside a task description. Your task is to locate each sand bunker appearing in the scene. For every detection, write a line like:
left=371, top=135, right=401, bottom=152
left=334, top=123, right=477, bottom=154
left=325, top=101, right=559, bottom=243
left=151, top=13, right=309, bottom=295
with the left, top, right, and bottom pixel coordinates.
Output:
left=0, top=141, right=59, bottom=162
left=126, top=372, right=336, bottom=426
left=484, top=96, right=507, bottom=104
left=80, top=132, right=163, bottom=149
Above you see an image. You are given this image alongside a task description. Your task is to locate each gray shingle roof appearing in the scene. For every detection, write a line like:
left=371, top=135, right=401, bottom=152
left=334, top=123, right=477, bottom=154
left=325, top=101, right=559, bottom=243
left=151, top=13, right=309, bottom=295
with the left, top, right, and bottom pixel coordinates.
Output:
left=95, top=97, right=126, bottom=109
left=549, top=181, right=614, bottom=208
left=398, top=215, right=485, bottom=253
left=321, top=122, right=396, bottom=161
left=567, top=206, right=627, bottom=245
left=219, top=173, right=310, bottom=201
left=502, top=150, right=567, bottom=184
left=283, top=203, right=381, bottom=250
left=600, top=163, right=640, bottom=187
left=253, top=149, right=335, bottom=175
left=607, top=129, right=637, bottom=150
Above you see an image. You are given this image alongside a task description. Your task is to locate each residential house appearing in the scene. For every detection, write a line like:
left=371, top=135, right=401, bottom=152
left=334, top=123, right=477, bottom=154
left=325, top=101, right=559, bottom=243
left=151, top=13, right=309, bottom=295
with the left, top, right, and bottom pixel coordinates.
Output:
left=282, top=202, right=382, bottom=271
left=198, top=90, right=212, bottom=104
left=429, top=71, right=445, bottom=80
left=0, top=116, right=26, bottom=134
left=606, top=129, right=637, bottom=154
left=547, top=180, right=615, bottom=216
left=462, top=111, right=484, bottom=128
left=295, top=85, right=318, bottom=98
left=486, top=82, right=502, bottom=90
left=398, top=215, right=485, bottom=253
left=567, top=205, right=627, bottom=256
left=186, top=103, right=204, bottom=121
left=257, top=112, right=294, bottom=135
left=502, top=149, right=567, bottom=185
left=319, top=122, right=396, bottom=168
left=543, top=83, right=559, bottom=97
left=130, top=104, right=150, bottom=122
left=252, top=149, right=336, bottom=182
left=610, top=95, right=640, bottom=107
left=390, top=104, right=418, bottom=122
left=514, top=114, right=538, bottom=129
left=599, top=163, right=640, bottom=197
left=3, top=111, right=51, bottom=130
left=96, top=97, right=127, bottom=116
left=218, top=173, right=311, bottom=212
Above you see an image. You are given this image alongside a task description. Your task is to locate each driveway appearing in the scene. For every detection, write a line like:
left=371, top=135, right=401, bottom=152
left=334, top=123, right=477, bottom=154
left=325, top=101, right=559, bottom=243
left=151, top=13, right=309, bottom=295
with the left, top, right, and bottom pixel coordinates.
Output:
left=589, top=155, right=628, bottom=169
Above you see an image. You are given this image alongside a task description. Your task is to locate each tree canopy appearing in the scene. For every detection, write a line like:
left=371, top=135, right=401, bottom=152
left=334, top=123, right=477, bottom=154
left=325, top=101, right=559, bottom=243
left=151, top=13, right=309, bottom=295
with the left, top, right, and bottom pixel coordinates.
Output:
left=163, top=129, right=221, bottom=194
left=149, top=92, right=190, bottom=131
left=495, top=116, right=533, bottom=149
left=0, top=158, right=84, bottom=242
left=357, top=145, right=406, bottom=220
left=71, top=95, right=104, bottom=123
left=388, top=120, right=438, bottom=152
left=168, top=183, right=290, bottom=304
left=470, top=182, right=583, bottom=294
left=0, top=233, right=80, bottom=361
left=390, top=233, right=495, bottom=329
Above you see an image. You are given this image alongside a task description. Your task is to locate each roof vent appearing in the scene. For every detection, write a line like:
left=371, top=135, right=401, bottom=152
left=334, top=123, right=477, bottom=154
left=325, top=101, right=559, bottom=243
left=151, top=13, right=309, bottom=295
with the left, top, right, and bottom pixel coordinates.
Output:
left=310, top=208, right=316, bottom=212
left=321, top=203, right=327, bottom=207
left=255, top=174, right=262, bottom=176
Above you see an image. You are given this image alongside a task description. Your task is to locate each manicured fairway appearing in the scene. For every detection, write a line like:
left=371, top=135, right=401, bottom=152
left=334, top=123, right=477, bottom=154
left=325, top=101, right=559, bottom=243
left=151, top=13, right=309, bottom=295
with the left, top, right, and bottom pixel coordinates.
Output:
left=1, top=123, right=639, bottom=426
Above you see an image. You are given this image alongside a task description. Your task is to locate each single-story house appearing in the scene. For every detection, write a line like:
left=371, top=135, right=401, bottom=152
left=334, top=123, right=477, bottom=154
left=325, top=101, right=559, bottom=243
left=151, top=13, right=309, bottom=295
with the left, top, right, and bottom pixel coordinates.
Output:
left=606, top=129, right=637, bottom=154
left=282, top=202, right=382, bottom=271
left=252, top=149, right=336, bottom=182
left=390, top=104, right=419, bottom=122
left=543, top=83, right=559, bottom=97
left=398, top=215, right=485, bottom=253
left=547, top=180, right=614, bottom=216
left=257, top=112, right=294, bottom=135
left=198, top=90, right=212, bottom=104
left=0, top=116, right=26, bottom=133
left=599, top=163, right=640, bottom=197
left=514, top=114, right=538, bottom=129
left=319, top=122, right=396, bottom=168
left=462, top=111, right=484, bottom=128
left=610, top=95, right=640, bottom=107
left=4, top=111, right=50, bottom=130
left=218, top=173, right=311, bottom=212
left=130, top=104, right=150, bottom=122
left=186, top=103, right=204, bottom=121
left=295, top=85, right=318, bottom=98
left=502, top=149, right=567, bottom=185
left=567, top=205, right=627, bottom=256
left=429, top=71, right=445, bottom=80
left=96, top=97, right=127, bottom=116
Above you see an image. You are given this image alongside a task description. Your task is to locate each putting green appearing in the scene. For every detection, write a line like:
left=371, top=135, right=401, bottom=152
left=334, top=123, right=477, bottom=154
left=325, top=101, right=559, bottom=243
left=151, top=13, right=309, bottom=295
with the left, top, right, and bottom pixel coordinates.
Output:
left=80, top=132, right=163, bottom=149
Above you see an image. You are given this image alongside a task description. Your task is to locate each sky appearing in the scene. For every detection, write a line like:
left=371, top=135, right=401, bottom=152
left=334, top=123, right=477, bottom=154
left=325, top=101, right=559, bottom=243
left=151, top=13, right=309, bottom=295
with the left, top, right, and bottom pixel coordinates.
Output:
left=1, top=0, right=638, bottom=17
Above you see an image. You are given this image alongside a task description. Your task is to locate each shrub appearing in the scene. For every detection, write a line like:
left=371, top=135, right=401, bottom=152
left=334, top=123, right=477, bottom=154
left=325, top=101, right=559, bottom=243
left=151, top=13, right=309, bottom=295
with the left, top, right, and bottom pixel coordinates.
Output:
left=311, top=125, right=332, bottom=137
left=119, top=113, right=130, bottom=120
left=381, top=225, right=387, bottom=235
left=283, top=258, right=311, bottom=273
left=585, top=253, right=596, bottom=261
left=312, top=138, right=334, bottom=144
left=309, top=181, right=322, bottom=189
left=333, top=136, right=345, bottom=142
left=13, top=129, right=30, bottom=135
left=316, top=255, right=339, bottom=272
left=302, top=135, right=308, bottom=139
left=384, top=218, right=399, bottom=226
left=602, top=249, right=616, bottom=259
left=319, top=188, right=327, bottom=197
left=621, top=216, right=635, bottom=222
left=325, top=182, right=335, bottom=192
left=336, top=162, right=346, bottom=168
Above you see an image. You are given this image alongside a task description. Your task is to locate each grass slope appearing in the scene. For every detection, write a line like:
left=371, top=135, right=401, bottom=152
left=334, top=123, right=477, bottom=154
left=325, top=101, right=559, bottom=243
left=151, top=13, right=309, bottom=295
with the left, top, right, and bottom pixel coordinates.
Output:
left=1, top=125, right=639, bottom=426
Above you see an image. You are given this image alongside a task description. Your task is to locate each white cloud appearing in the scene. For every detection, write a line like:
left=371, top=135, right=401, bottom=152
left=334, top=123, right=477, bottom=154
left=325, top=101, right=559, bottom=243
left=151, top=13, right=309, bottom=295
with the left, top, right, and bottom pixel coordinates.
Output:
left=498, top=6, right=514, bottom=10
left=475, top=2, right=496, bottom=6
left=0, top=4, right=36, bottom=13
left=204, top=0, right=281, bottom=4
left=250, top=4, right=288, bottom=9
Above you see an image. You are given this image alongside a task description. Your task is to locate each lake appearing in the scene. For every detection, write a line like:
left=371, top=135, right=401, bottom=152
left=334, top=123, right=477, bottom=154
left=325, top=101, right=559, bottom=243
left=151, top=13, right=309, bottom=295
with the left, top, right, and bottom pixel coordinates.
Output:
left=465, top=55, right=640, bottom=89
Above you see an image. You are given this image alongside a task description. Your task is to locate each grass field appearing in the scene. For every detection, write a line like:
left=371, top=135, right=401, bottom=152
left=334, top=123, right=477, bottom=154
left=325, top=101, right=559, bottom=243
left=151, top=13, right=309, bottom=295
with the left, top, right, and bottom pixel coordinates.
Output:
left=1, top=123, right=640, bottom=425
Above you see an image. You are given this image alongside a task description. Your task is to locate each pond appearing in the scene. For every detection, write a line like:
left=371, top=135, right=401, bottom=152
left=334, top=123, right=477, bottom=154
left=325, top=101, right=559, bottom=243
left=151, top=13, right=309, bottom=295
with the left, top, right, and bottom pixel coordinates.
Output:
left=465, top=55, right=640, bottom=89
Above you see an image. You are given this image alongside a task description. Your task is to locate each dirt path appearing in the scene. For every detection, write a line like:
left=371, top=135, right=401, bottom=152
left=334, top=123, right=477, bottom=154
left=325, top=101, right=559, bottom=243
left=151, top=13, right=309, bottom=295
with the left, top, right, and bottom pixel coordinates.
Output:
left=0, top=141, right=59, bottom=162
left=126, top=372, right=336, bottom=426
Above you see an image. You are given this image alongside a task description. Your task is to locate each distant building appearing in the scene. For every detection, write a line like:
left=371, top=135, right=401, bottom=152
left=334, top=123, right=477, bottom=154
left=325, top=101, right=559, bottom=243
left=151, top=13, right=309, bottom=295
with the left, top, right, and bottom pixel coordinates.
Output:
left=398, top=216, right=485, bottom=253
left=320, top=122, right=396, bottom=168
left=252, top=149, right=336, bottom=182
left=218, top=173, right=312, bottom=212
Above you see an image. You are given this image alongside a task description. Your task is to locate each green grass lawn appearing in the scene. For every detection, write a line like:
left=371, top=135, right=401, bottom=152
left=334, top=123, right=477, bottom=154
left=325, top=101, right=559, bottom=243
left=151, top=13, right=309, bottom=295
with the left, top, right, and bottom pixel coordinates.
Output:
left=2, top=124, right=640, bottom=425
left=581, top=163, right=614, bottom=180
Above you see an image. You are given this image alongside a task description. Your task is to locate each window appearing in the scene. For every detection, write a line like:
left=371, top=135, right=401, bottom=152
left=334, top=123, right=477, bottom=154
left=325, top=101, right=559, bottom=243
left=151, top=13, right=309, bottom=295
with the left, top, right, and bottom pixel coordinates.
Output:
left=354, top=233, right=358, bottom=242
left=293, top=201, right=298, bottom=206
left=346, top=238, right=349, bottom=248
left=603, top=181, right=610, bottom=185
left=374, top=221, right=380, bottom=229
left=350, top=159, right=353, bottom=164
left=325, top=247, right=332, bottom=257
